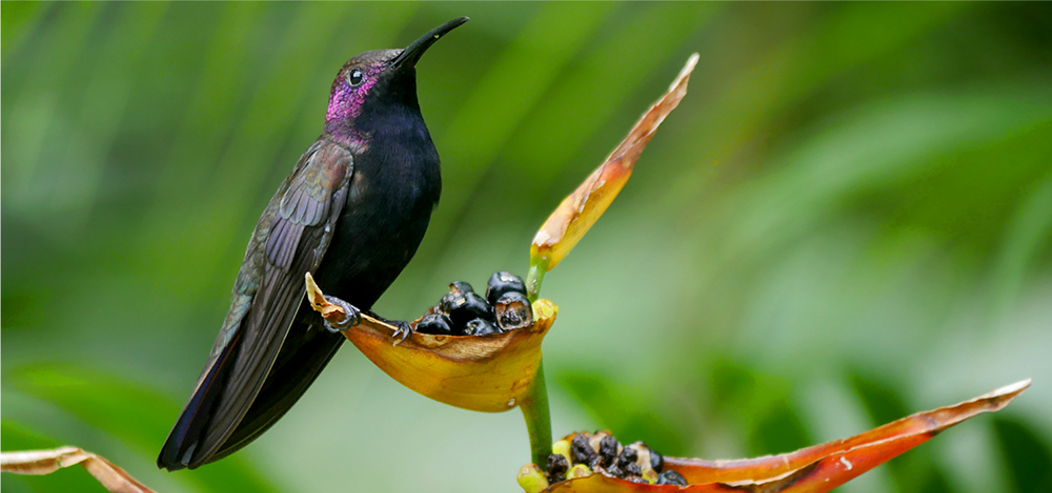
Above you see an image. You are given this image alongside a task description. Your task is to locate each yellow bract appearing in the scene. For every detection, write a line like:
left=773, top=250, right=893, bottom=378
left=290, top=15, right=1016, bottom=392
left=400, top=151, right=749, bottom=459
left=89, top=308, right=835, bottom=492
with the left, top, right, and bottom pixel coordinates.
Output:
left=305, top=272, right=558, bottom=413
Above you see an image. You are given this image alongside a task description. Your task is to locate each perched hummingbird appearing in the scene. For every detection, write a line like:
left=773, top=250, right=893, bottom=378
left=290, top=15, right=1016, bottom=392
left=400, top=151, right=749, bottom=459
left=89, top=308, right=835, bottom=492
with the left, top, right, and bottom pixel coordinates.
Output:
left=158, top=17, right=468, bottom=471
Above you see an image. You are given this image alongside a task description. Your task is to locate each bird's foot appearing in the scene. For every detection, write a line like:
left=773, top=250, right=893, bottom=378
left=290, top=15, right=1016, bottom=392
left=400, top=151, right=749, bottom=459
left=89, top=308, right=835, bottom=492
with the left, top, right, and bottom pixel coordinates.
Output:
left=365, top=310, right=415, bottom=345
left=390, top=321, right=415, bottom=345
left=322, top=295, right=361, bottom=333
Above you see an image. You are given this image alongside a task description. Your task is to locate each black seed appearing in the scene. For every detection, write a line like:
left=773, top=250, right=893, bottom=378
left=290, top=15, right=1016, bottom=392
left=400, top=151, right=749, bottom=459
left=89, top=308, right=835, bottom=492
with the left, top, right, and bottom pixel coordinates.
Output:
left=546, top=454, right=569, bottom=483
left=599, top=436, right=620, bottom=467
left=438, top=294, right=457, bottom=315
left=450, top=281, right=474, bottom=295
left=547, top=453, right=569, bottom=474
left=495, top=291, right=532, bottom=331
left=605, top=463, right=623, bottom=478
left=656, top=470, right=687, bottom=486
left=570, top=434, right=597, bottom=465
left=486, top=271, right=526, bottom=306
left=439, top=281, right=475, bottom=314
left=415, top=314, right=453, bottom=335
left=648, top=447, right=663, bottom=472
left=625, top=463, right=642, bottom=476
left=438, top=281, right=470, bottom=311
left=616, top=446, right=638, bottom=469
left=446, top=291, right=494, bottom=327
left=462, top=318, right=499, bottom=336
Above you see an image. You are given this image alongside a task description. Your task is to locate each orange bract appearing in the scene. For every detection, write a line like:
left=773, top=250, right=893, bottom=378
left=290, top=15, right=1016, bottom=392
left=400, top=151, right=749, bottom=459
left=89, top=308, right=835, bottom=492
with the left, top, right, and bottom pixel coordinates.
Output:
left=531, top=54, right=698, bottom=272
left=534, top=380, right=1029, bottom=493
left=306, top=272, right=558, bottom=412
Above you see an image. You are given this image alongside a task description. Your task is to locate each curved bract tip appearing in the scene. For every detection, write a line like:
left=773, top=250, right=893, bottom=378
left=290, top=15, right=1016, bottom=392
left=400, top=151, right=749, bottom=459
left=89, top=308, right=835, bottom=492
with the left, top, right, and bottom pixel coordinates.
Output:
left=530, top=54, right=697, bottom=277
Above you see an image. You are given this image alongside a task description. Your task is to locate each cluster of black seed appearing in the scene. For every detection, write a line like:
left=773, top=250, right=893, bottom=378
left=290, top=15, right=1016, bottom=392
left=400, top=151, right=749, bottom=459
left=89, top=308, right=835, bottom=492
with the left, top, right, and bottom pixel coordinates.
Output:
left=414, top=271, right=533, bottom=336
left=546, top=432, right=687, bottom=486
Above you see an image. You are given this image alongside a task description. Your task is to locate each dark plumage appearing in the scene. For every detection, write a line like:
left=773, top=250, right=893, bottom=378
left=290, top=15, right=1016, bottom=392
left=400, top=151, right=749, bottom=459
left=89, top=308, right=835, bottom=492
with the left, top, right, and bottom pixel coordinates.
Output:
left=158, top=18, right=468, bottom=471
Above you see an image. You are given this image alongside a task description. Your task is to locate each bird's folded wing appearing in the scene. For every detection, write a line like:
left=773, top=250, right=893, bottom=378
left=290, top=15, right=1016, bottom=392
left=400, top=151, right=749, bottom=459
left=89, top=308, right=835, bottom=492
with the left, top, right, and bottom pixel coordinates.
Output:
left=167, top=140, right=352, bottom=467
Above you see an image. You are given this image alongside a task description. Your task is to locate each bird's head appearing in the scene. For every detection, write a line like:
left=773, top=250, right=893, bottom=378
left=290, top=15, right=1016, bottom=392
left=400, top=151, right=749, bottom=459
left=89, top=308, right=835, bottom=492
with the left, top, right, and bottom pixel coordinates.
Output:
left=325, top=17, right=468, bottom=141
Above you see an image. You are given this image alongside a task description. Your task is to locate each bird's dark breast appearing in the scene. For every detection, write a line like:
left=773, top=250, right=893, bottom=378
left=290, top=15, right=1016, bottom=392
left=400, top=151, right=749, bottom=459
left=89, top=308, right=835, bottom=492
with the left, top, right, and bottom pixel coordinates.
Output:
left=313, top=123, right=441, bottom=309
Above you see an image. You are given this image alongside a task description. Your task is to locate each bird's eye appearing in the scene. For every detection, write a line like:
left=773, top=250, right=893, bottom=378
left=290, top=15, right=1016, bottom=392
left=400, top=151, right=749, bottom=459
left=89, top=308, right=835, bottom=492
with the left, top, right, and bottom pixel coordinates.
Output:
left=348, top=69, right=364, bottom=87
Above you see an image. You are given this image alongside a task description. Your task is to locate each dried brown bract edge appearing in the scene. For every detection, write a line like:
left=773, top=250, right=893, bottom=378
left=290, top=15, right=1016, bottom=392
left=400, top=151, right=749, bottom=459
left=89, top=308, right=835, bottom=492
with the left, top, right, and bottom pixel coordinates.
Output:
left=1, top=446, right=155, bottom=493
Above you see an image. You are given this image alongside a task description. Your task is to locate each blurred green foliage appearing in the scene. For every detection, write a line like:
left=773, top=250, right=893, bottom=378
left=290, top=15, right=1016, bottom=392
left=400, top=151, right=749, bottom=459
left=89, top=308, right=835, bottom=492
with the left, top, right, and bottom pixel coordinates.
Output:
left=3, top=2, right=1050, bottom=492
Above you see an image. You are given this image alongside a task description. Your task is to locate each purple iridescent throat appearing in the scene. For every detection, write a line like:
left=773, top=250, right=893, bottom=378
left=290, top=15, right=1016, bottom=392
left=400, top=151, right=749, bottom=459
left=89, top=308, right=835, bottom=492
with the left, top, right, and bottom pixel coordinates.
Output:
left=325, top=75, right=380, bottom=147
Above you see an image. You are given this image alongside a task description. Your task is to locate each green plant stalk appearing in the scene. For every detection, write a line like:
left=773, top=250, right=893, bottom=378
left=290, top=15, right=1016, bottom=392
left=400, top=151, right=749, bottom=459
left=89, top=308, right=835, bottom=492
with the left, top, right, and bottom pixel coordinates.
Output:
left=519, top=357, right=552, bottom=470
left=522, top=253, right=551, bottom=468
left=525, top=257, right=549, bottom=303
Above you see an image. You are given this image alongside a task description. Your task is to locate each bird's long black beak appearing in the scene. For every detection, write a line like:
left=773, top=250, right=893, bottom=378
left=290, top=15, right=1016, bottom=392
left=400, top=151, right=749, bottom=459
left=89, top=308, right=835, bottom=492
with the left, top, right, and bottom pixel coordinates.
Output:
left=391, top=17, right=469, bottom=69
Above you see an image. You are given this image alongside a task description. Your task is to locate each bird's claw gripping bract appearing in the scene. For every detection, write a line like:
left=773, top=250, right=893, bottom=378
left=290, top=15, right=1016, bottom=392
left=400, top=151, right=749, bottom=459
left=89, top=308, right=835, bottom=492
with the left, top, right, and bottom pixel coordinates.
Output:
left=322, top=295, right=361, bottom=332
left=389, top=320, right=415, bottom=344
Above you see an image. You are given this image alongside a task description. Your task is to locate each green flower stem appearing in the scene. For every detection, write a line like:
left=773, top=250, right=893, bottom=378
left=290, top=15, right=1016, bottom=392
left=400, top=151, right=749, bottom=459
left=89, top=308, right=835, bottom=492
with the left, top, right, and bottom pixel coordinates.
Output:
left=523, top=254, right=552, bottom=468
left=520, top=357, right=552, bottom=470
left=526, top=257, right=549, bottom=303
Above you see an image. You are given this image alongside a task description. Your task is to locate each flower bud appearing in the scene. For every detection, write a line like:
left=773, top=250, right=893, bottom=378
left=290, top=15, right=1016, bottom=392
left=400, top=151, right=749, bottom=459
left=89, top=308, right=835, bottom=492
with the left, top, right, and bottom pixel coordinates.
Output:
left=517, top=464, right=549, bottom=493
left=566, top=464, right=592, bottom=480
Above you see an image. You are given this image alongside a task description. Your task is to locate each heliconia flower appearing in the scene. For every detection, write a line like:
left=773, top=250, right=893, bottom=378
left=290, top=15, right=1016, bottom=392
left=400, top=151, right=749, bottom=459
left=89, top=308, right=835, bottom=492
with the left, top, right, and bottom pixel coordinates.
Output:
left=519, top=379, right=1029, bottom=493
left=529, top=53, right=698, bottom=287
left=305, top=272, right=558, bottom=413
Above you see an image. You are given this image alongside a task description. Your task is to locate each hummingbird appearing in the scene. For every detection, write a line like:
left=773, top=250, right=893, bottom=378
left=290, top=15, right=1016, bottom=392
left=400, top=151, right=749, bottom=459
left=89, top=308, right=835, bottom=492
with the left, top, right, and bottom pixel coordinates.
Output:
left=158, top=17, right=468, bottom=471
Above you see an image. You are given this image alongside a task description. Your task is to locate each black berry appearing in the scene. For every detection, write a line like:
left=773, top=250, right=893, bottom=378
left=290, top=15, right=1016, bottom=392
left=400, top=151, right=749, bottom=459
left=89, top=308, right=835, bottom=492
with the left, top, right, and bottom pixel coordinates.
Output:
left=462, top=318, right=499, bottom=336
left=570, top=434, right=597, bottom=465
left=445, top=291, right=494, bottom=327
left=599, top=436, right=620, bottom=467
left=439, top=281, right=475, bottom=315
left=656, top=470, right=687, bottom=486
left=546, top=454, right=569, bottom=483
left=649, top=448, right=664, bottom=472
left=449, top=281, right=474, bottom=295
left=495, top=291, right=532, bottom=331
left=624, top=462, right=642, bottom=477
left=486, top=271, right=526, bottom=306
left=616, top=446, right=638, bottom=469
left=415, top=314, right=454, bottom=335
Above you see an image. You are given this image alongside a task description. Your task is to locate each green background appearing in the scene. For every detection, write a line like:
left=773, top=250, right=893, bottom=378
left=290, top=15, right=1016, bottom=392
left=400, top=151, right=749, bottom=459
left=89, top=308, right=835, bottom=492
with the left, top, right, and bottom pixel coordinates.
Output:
left=3, top=2, right=1050, bottom=492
